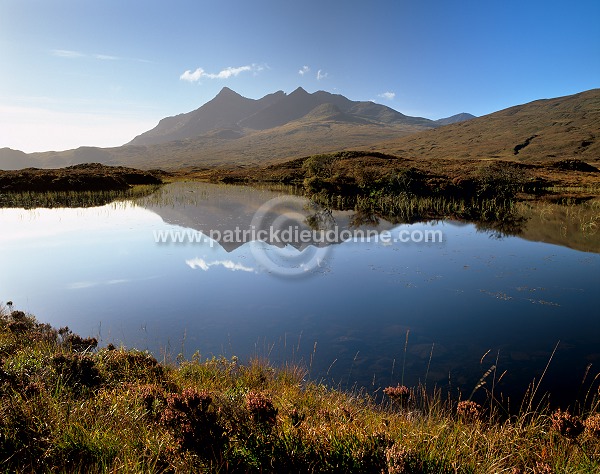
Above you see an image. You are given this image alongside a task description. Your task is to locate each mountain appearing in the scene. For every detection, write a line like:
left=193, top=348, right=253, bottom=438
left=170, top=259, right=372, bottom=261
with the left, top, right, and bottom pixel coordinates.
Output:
left=12, top=86, right=599, bottom=172
left=130, top=87, right=286, bottom=146
left=0, top=148, right=39, bottom=170
left=435, top=113, right=476, bottom=126
left=239, top=87, right=332, bottom=130
left=0, top=87, right=452, bottom=170
left=369, top=89, right=600, bottom=163
left=129, top=87, right=441, bottom=147
left=298, top=103, right=370, bottom=124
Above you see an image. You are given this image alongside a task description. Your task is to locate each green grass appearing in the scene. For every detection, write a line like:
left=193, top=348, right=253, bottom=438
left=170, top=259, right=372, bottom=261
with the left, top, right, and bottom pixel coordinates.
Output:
left=1, top=304, right=599, bottom=473
left=0, top=185, right=162, bottom=209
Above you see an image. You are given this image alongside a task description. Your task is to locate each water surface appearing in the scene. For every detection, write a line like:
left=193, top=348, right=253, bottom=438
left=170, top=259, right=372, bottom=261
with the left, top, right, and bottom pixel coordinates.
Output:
left=1, top=182, right=599, bottom=406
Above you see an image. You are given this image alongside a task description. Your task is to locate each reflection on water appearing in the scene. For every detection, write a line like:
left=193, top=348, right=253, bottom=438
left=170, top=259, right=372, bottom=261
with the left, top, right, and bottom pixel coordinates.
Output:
left=0, top=182, right=599, bottom=407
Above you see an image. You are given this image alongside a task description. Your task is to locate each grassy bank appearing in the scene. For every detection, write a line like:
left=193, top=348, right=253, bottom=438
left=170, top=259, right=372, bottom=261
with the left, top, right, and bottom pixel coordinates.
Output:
left=182, top=151, right=600, bottom=197
left=1, top=304, right=599, bottom=473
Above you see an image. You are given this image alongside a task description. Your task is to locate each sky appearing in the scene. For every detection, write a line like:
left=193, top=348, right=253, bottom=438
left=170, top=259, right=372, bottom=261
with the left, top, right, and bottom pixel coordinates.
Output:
left=1, top=0, right=599, bottom=153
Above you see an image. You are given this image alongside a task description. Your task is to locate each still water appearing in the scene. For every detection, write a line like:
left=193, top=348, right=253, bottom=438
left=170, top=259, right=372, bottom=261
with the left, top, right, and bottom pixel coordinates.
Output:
left=1, top=183, right=599, bottom=406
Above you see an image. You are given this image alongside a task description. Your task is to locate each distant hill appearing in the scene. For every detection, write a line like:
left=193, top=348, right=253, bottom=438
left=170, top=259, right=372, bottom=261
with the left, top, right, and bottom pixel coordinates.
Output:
left=435, top=113, right=476, bottom=126
left=0, top=148, right=38, bottom=170
left=369, top=89, right=600, bottom=164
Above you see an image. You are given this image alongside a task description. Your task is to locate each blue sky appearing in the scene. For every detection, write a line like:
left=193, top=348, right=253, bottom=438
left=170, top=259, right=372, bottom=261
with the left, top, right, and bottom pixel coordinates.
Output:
left=1, top=0, right=598, bottom=152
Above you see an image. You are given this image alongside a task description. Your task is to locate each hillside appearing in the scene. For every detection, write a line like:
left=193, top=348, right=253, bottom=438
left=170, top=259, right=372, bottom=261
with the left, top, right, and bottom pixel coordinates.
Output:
left=0, top=148, right=38, bottom=170
left=367, top=89, right=600, bottom=165
left=122, top=121, right=431, bottom=170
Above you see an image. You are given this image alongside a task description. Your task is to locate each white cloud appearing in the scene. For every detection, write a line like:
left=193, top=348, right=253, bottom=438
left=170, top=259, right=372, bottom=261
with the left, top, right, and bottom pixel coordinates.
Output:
left=180, top=65, right=259, bottom=82
left=51, top=49, right=85, bottom=58
left=186, top=258, right=255, bottom=273
left=316, top=69, right=328, bottom=80
left=67, top=281, right=97, bottom=289
left=51, top=49, right=150, bottom=63
left=209, top=65, right=252, bottom=79
left=67, top=278, right=132, bottom=290
left=299, top=65, right=310, bottom=75
left=378, top=91, right=396, bottom=101
left=94, top=54, right=119, bottom=61
left=180, top=68, right=204, bottom=82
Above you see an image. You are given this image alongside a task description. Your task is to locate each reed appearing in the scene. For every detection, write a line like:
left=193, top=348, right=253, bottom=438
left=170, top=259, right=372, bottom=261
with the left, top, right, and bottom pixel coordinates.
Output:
left=0, top=185, right=161, bottom=209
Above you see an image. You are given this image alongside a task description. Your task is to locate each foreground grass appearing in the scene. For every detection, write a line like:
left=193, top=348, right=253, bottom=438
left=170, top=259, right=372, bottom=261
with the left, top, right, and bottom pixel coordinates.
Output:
left=1, top=306, right=599, bottom=473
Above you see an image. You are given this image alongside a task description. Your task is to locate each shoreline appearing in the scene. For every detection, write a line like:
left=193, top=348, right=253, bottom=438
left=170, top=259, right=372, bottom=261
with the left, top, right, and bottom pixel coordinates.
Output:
left=0, top=305, right=599, bottom=472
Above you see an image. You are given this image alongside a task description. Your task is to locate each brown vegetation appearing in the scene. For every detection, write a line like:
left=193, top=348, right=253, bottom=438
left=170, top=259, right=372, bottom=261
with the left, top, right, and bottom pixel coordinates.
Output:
left=178, top=151, right=600, bottom=198
left=0, top=163, right=165, bottom=192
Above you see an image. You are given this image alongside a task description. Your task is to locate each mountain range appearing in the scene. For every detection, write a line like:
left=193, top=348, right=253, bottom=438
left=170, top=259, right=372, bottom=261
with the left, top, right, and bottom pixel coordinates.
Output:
left=129, top=87, right=460, bottom=146
left=0, top=87, right=473, bottom=170
left=1, top=87, right=598, bottom=172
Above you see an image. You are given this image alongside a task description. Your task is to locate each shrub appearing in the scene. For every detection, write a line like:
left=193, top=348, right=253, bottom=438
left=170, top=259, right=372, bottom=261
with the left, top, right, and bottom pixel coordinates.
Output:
left=476, top=162, right=529, bottom=199
left=160, top=388, right=225, bottom=456
left=246, top=391, right=278, bottom=426
left=584, top=413, right=600, bottom=438
left=52, top=353, right=101, bottom=389
left=384, top=385, right=410, bottom=402
left=58, top=327, right=97, bottom=352
left=550, top=409, right=584, bottom=439
left=96, top=348, right=164, bottom=385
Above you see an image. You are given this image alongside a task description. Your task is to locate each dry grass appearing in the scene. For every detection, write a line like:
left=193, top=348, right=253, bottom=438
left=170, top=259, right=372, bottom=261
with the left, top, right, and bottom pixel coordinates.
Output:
left=368, top=89, right=600, bottom=167
left=1, top=306, right=600, bottom=472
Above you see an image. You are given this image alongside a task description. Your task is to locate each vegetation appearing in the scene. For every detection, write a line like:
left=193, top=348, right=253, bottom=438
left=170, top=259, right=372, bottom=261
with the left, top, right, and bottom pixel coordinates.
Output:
left=287, top=152, right=536, bottom=240
left=197, top=150, right=599, bottom=196
left=1, top=303, right=600, bottom=473
left=0, top=163, right=164, bottom=193
left=0, top=185, right=162, bottom=209
left=0, top=163, right=167, bottom=208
